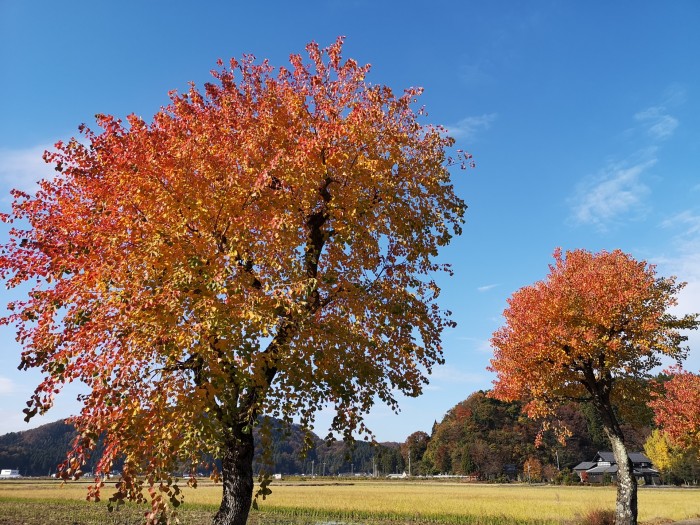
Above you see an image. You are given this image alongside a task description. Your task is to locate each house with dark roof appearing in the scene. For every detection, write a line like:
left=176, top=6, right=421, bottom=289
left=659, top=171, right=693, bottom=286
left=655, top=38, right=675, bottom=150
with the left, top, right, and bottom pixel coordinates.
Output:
left=573, top=451, right=659, bottom=485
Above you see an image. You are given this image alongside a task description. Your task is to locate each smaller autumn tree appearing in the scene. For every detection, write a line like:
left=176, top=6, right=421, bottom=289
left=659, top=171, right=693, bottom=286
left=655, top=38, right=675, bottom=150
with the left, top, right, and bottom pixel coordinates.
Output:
left=489, top=248, right=698, bottom=525
left=643, top=429, right=679, bottom=484
left=401, top=430, right=430, bottom=475
left=643, top=429, right=674, bottom=482
left=643, top=427, right=700, bottom=485
left=523, top=457, right=542, bottom=482
left=650, top=368, right=700, bottom=454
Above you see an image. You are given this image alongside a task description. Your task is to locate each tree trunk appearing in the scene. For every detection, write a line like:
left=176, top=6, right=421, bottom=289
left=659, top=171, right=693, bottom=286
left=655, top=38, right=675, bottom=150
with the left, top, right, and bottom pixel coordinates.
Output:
left=212, top=424, right=255, bottom=525
left=605, top=428, right=638, bottom=525
left=588, top=383, right=638, bottom=525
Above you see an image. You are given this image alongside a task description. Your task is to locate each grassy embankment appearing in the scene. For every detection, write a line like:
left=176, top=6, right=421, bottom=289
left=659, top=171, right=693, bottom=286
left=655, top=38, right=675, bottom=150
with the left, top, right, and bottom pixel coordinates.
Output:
left=0, top=478, right=698, bottom=524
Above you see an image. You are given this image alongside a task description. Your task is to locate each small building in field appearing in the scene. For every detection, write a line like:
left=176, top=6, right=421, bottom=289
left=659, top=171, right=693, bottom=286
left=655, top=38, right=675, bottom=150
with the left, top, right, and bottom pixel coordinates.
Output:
left=573, top=451, right=659, bottom=485
left=0, top=469, right=21, bottom=479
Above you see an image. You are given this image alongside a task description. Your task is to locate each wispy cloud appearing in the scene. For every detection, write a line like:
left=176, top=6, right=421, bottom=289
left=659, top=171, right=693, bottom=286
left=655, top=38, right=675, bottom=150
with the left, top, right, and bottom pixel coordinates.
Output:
left=634, top=106, right=678, bottom=141
left=0, top=377, right=15, bottom=394
left=429, top=364, right=487, bottom=386
left=662, top=83, right=687, bottom=107
left=447, top=113, right=497, bottom=141
left=459, top=62, right=495, bottom=87
left=569, top=88, right=684, bottom=231
left=661, top=210, right=700, bottom=238
left=0, top=144, right=55, bottom=195
left=455, top=336, right=493, bottom=355
left=477, top=284, right=499, bottom=292
left=569, top=159, right=654, bottom=231
left=656, top=209, right=700, bottom=371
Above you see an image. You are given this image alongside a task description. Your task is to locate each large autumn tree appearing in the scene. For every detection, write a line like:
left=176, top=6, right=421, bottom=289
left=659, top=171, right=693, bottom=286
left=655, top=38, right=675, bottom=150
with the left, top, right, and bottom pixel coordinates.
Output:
left=489, top=248, right=698, bottom=525
left=0, top=38, right=467, bottom=525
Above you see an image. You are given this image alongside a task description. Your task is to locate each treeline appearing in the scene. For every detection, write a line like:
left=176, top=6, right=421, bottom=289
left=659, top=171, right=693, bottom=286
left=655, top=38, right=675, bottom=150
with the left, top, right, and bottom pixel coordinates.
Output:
left=0, top=420, right=76, bottom=476
left=0, top=418, right=405, bottom=477
left=403, top=391, right=699, bottom=484
left=251, top=418, right=405, bottom=476
left=255, top=391, right=654, bottom=481
left=0, top=393, right=636, bottom=479
left=406, top=391, right=645, bottom=479
left=4, top=390, right=697, bottom=482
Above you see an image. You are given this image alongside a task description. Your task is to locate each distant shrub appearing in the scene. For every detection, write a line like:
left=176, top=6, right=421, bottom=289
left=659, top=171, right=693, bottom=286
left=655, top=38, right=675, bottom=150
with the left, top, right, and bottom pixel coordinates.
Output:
left=554, top=469, right=577, bottom=485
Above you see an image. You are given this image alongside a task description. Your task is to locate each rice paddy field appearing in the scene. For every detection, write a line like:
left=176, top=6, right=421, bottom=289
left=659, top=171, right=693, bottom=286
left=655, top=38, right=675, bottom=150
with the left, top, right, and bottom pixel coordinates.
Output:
left=0, top=478, right=698, bottom=525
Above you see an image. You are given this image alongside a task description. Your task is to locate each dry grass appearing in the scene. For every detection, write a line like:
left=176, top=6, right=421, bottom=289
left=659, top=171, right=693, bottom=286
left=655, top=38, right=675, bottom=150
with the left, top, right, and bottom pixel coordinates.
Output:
left=242, top=481, right=699, bottom=523
left=575, top=509, right=616, bottom=525
left=0, top=479, right=698, bottom=524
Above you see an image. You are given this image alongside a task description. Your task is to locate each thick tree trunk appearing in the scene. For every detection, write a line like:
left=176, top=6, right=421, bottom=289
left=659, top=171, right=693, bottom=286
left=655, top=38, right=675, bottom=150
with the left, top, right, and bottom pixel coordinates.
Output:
left=587, top=379, right=638, bottom=525
left=606, top=430, right=638, bottom=525
left=212, top=424, right=255, bottom=525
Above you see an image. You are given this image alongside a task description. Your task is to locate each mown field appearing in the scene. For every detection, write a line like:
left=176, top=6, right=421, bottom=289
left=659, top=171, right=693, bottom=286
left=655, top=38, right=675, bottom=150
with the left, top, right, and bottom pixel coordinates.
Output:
left=0, top=478, right=698, bottom=525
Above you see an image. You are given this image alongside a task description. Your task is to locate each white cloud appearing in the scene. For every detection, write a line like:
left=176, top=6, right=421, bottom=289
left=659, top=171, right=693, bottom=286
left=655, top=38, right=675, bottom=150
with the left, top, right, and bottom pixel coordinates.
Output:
left=663, top=267, right=700, bottom=373
left=662, top=83, right=687, bottom=107
left=569, top=159, right=654, bottom=230
left=0, top=144, right=56, bottom=195
left=658, top=210, right=700, bottom=287
left=634, top=106, right=678, bottom=141
left=447, top=113, right=497, bottom=141
left=429, top=364, right=487, bottom=386
left=661, top=210, right=700, bottom=239
left=0, top=376, right=15, bottom=394
left=477, top=283, right=499, bottom=292
left=454, top=336, right=493, bottom=355
left=571, top=90, right=685, bottom=232
left=655, top=210, right=700, bottom=372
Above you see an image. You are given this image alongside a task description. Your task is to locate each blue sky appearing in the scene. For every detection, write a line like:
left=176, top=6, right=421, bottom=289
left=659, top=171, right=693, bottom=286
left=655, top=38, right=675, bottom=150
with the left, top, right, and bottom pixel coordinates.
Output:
left=1, top=1, right=699, bottom=442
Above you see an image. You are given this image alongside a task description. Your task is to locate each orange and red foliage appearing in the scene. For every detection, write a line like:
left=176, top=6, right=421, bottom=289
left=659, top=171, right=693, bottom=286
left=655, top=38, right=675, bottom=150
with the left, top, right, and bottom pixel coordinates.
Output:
left=489, top=248, right=697, bottom=437
left=489, top=248, right=697, bottom=525
left=650, top=368, right=700, bottom=449
left=0, top=38, right=467, bottom=523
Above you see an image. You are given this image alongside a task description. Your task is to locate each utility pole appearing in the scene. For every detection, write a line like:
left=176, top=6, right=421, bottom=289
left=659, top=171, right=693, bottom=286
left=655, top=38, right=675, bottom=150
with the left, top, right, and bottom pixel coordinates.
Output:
left=323, top=462, right=326, bottom=477
left=408, top=451, right=411, bottom=477
left=312, top=460, right=315, bottom=477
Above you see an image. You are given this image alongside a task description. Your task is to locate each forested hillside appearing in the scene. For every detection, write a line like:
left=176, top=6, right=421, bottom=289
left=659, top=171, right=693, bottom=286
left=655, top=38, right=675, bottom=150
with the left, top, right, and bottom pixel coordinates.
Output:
left=0, top=418, right=404, bottom=477
left=409, top=391, right=650, bottom=480
left=0, top=391, right=651, bottom=479
left=0, top=420, right=75, bottom=476
left=252, top=418, right=404, bottom=476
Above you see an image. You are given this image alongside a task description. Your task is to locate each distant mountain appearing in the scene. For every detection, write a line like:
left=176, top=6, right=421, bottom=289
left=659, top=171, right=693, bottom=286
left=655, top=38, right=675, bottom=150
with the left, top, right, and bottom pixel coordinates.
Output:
left=0, top=420, right=76, bottom=476
left=0, top=418, right=403, bottom=477
left=5, top=391, right=647, bottom=480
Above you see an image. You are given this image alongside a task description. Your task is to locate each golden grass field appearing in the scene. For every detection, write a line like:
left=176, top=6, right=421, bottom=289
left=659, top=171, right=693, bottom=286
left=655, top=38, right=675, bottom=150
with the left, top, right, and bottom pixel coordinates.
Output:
left=0, top=478, right=698, bottom=524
